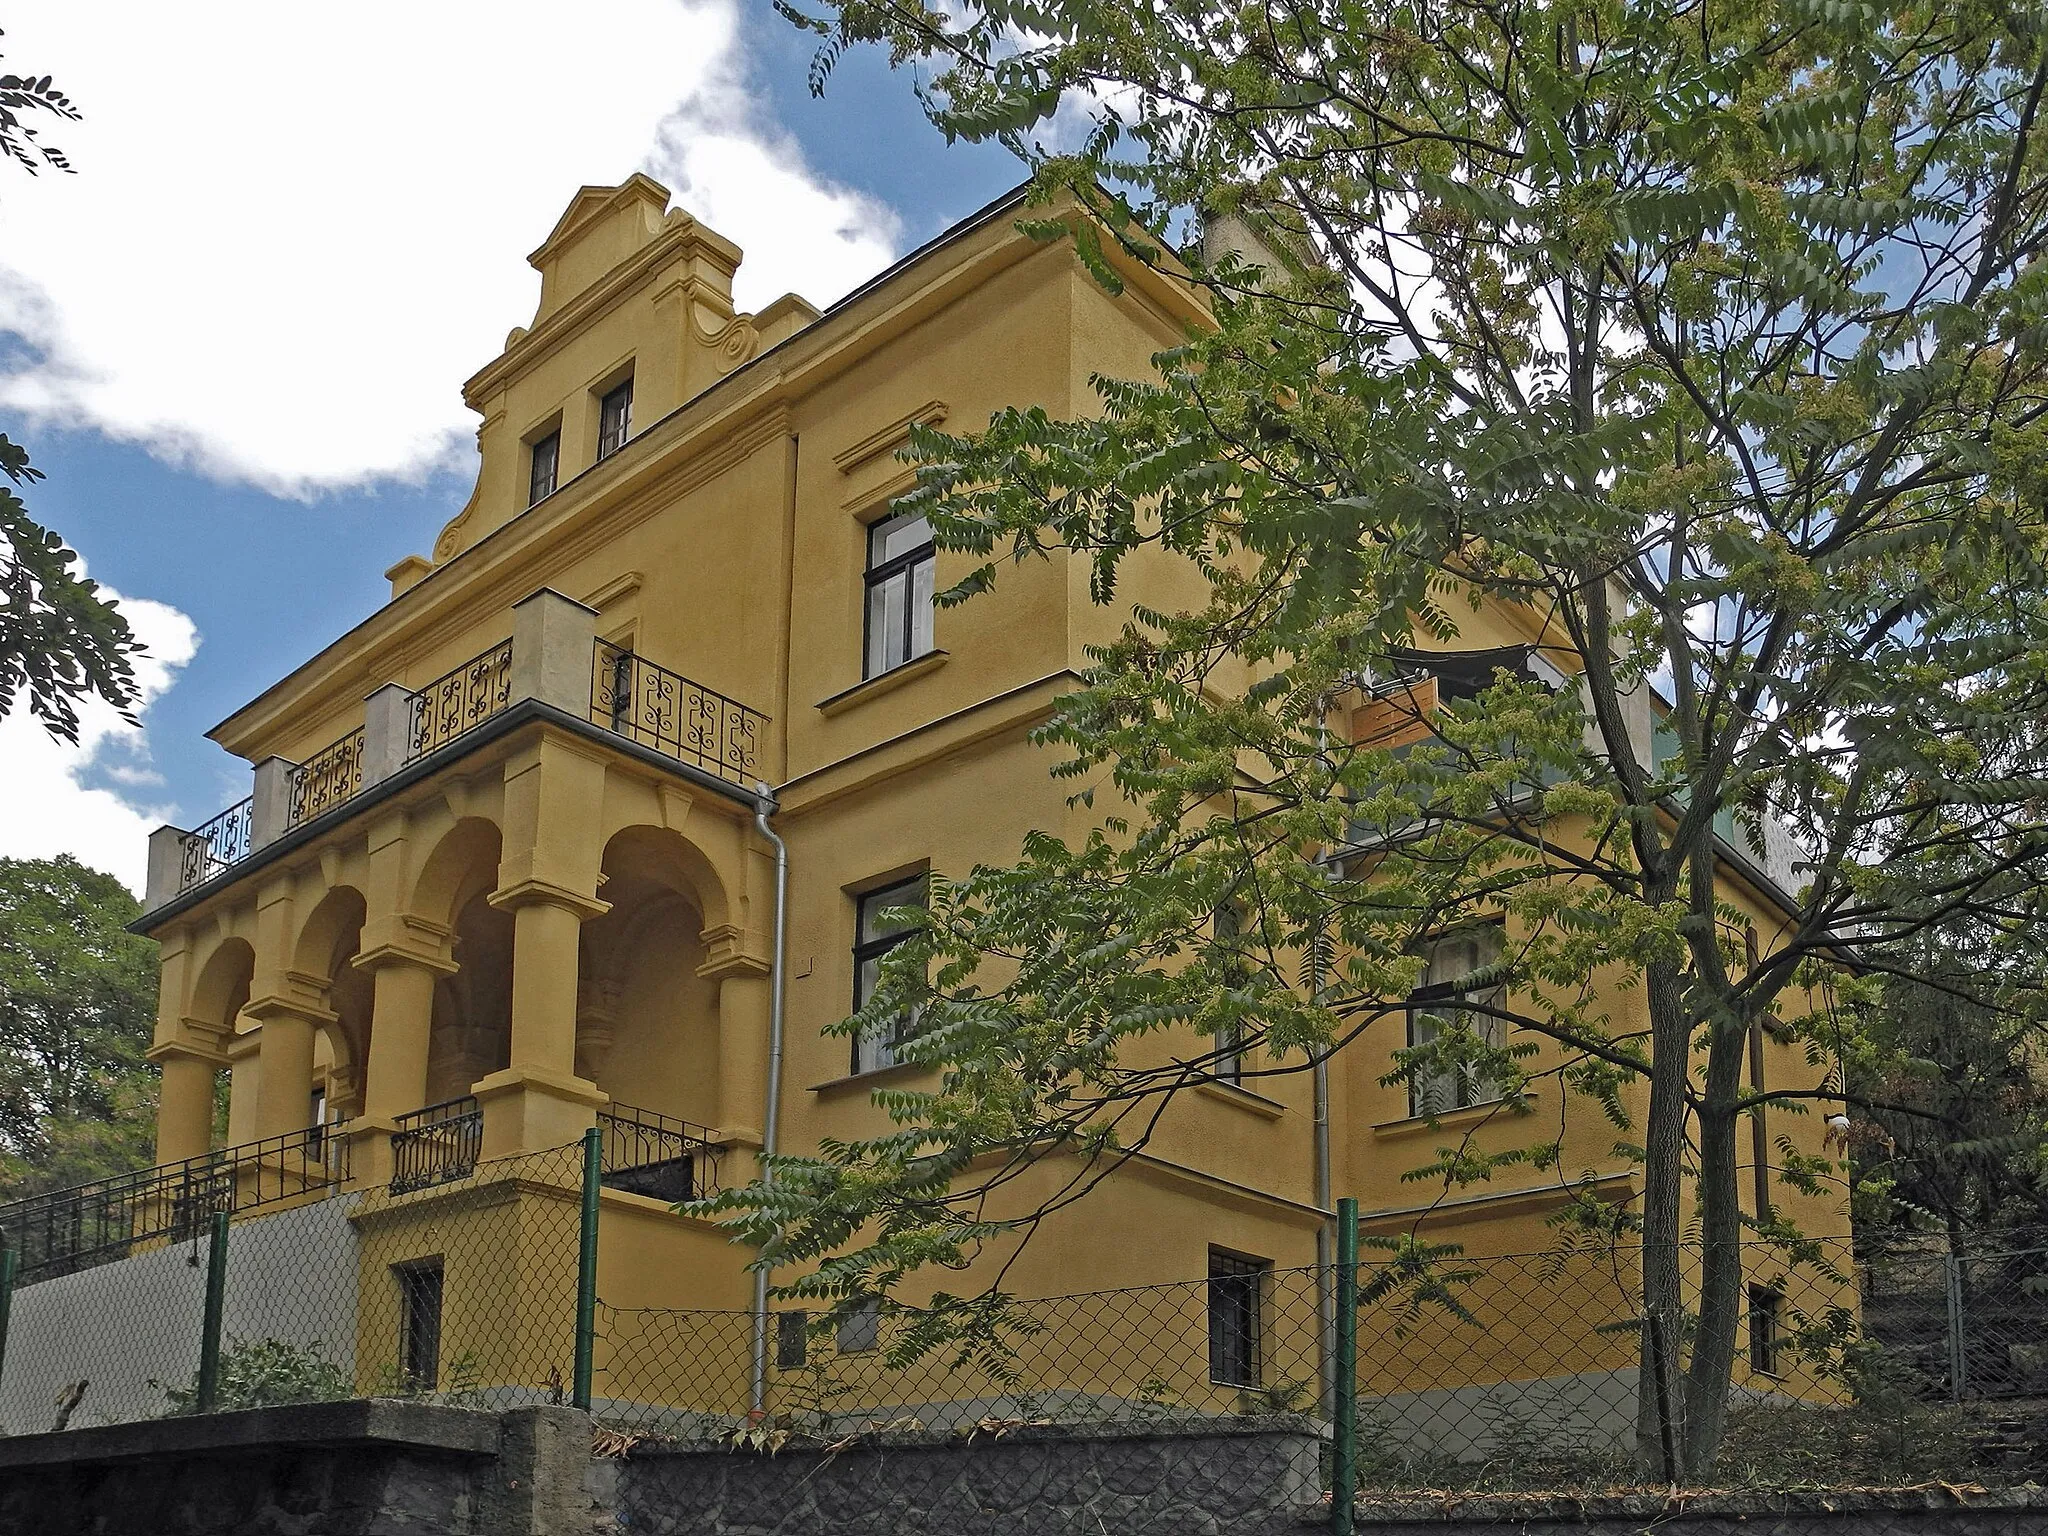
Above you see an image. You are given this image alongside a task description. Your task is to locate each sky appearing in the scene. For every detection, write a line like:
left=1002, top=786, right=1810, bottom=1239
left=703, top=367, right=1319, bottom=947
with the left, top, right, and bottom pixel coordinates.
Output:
left=0, top=1, right=1021, bottom=891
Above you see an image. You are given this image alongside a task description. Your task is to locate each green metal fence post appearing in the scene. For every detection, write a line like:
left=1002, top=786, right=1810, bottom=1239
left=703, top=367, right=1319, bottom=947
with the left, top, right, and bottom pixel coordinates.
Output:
left=0, top=1240, right=16, bottom=1396
left=1333, top=1196, right=1358, bottom=1536
left=195, top=1210, right=230, bottom=1413
left=573, top=1125, right=601, bottom=1410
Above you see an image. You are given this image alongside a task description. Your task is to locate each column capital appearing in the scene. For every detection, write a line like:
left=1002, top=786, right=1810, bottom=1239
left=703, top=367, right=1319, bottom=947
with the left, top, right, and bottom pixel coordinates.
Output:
left=354, top=913, right=458, bottom=976
left=488, top=877, right=610, bottom=922
left=696, top=923, right=771, bottom=979
left=242, top=988, right=339, bottom=1030
left=147, top=1036, right=231, bottom=1070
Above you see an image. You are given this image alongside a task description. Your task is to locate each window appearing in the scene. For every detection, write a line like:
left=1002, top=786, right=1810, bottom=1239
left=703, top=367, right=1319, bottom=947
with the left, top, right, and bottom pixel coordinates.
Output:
left=1406, top=924, right=1506, bottom=1118
left=852, top=874, right=925, bottom=1075
left=775, top=1310, right=809, bottom=1370
left=308, top=1086, right=327, bottom=1152
left=836, top=1298, right=881, bottom=1354
left=1208, top=1250, right=1267, bottom=1387
left=1748, top=1285, right=1783, bottom=1377
left=863, top=508, right=936, bottom=678
left=395, top=1260, right=444, bottom=1391
left=597, top=376, right=634, bottom=460
left=1213, top=902, right=1245, bottom=1084
left=528, top=430, right=560, bottom=504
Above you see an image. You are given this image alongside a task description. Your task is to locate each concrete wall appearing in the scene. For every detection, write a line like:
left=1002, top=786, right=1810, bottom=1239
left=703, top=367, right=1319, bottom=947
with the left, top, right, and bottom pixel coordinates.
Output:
left=0, top=1194, right=359, bottom=1433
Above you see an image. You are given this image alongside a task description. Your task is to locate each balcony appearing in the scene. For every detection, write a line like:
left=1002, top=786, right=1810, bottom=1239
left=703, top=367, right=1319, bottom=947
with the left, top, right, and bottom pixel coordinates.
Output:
left=0, top=1125, right=348, bottom=1287
left=146, top=589, right=771, bottom=913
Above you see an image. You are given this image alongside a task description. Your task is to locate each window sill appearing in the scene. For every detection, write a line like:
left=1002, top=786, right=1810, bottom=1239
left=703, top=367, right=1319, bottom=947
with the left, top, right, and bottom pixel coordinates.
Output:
left=816, top=650, right=949, bottom=717
left=809, top=1061, right=928, bottom=1095
left=1372, top=1099, right=1516, bottom=1139
left=1196, top=1081, right=1287, bottom=1121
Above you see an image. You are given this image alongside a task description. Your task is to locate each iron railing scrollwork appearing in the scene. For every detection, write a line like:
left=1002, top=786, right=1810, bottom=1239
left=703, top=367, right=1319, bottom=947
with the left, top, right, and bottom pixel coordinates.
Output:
left=591, top=641, right=766, bottom=789
left=407, top=640, right=514, bottom=761
left=287, top=727, right=366, bottom=827
left=598, top=1102, right=721, bottom=1202
left=178, top=797, right=254, bottom=893
left=0, top=1122, right=349, bottom=1287
left=390, top=1096, right=483, bottom=1194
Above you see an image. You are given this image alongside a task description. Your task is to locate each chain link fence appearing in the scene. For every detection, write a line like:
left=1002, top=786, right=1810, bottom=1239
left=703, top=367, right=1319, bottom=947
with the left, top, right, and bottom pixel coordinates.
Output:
left=0, top=1145, right=2041, bottom=1527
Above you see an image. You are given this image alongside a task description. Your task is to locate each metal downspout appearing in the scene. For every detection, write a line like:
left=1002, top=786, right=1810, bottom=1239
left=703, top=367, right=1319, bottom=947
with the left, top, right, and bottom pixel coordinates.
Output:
left=749, top=782, right=790, bottom=1414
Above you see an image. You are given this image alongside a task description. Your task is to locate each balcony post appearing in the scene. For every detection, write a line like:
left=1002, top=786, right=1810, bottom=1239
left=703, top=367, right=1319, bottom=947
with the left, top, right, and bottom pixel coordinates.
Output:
left=508, top=587, right=599, bottom=715
left=144, top=824, right=192, bottom=913
left=361, top=682, right=415, bottom=787
left=250, top=756, right=297, bottom=852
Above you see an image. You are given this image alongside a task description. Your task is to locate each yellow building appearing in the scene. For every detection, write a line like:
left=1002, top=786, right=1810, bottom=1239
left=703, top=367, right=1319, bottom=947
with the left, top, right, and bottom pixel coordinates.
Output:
left=118, top=176, right=1849, bottom=1431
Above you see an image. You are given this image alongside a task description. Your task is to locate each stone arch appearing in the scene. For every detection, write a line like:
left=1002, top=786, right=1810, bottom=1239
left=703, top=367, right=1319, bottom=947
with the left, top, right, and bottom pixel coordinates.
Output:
left=409, top=816, right=504, bottom=932
left=293, top=886, right=371, bottom=1118
left=580, top=829, right=721, bottom=1124
left=189, top=935, right=256, bottom=1035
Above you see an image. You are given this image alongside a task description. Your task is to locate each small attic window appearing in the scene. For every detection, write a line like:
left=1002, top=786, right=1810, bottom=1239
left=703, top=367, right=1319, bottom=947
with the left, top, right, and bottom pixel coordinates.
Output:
left=598, top=375, right=634, bottom=460
left=528, top=430, right=559, bottom=506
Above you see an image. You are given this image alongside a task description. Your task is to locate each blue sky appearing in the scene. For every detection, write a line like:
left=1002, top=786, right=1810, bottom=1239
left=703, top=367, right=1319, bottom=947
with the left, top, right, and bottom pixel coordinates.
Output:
left=0, top=1, right=1021, bottom=887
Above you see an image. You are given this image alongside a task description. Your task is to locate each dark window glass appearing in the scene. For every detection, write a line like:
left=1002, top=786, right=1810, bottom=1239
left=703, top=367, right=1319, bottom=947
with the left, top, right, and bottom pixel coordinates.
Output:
left=529, top=430, right=560, bottom=504
left=836, top=1299, right=881, bottom=1354
left=396, top=1260, right=444, bottom=1391
left=863, top=508, right=935, bottom=678
left=776, top=1310, right=809, bottom=1371
left=852, top=874, right=925, bottom=1075
left=308, top=1086, right=327, bottom=1152
left=1213, top=902, right=1244, bottom=1083
left=1208, top=1250, right=1266, bottom=1387
left=1406, top=925, right=1505, bottom=1117
left=1748, top=1285, right=1782, bottom=1377
left=597, top=377, right=634, bottom=460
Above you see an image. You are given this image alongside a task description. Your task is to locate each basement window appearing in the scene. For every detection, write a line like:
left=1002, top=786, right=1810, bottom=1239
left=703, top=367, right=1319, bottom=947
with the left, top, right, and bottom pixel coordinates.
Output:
left=776, top=1310, right=809, bottom=1370
left=1748, top=1284, right=1783, bottom=1378
left=836, top=1298, right=881, bottom=1355
left=1208, top=1249, right=1268, bottom=1388
left=396, top=1259, right=445, bottom=1391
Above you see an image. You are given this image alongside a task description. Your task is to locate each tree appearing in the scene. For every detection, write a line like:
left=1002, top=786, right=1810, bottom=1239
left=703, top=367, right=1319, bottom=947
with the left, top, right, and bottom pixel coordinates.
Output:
left=717, top=0, right=2048, bottom=1479
left=0, top=855, right=159, bottom=1200
left=0, top=30, right=139, bottom=742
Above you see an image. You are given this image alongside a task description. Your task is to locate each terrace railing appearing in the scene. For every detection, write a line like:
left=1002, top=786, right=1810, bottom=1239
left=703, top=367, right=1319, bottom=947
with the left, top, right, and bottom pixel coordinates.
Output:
left=598, top=1102, right=721, bottom=1202
left=0, top=1123, right=348, bottom=1286
left=177, top=796, right=253, bottom=894
left=591, top=640, right=766, bottom=790
left=389, top=1096, right=483, bottom=1194
left=407, top=639, right=515, bottom=760
left=286, top=726, right=366, bottom=827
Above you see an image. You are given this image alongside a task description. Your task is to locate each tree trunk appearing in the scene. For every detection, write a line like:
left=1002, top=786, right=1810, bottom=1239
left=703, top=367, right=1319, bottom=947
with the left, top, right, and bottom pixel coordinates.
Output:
left=1636, top=959, right=1690, bottom=1482
left=1682, top=1017, right=1750, bottom=1478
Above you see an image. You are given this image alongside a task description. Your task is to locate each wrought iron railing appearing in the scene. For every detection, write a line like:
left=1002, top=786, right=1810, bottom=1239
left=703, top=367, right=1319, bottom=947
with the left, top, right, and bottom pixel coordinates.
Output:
left=177, top=796, right=254, bottom=893
left=389, top=1096, right=483, bottom=1194
left=287, top=726, right=366, bottom=827
left=597, top=1102, right=721, bottom=1201
left=407, top=640, right=515, bottom=761
left=0, top=1123, right=349, bottom=1286
left=591, top=641, right=766, bottom=789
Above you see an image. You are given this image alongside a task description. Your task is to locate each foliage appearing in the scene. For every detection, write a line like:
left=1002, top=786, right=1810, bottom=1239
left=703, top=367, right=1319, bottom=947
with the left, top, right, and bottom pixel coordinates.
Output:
left=0, top=33, right=140, bottom=743
left=158, top=1337, right=351, bottom=1415
left=0, top=855, right=159, bottom=1200
left=716, top=0, right=2048, bottom=1484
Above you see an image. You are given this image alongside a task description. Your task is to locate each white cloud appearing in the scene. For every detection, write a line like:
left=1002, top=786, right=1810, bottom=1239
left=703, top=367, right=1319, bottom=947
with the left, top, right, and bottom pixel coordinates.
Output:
left=0, top=0, right=901, bottom=495
left=0, top=590, right=198, bottom=893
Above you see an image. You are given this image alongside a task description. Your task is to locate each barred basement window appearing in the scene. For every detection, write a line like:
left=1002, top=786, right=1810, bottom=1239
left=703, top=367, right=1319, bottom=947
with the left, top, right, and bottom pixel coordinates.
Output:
left=1748, top=1284, right=1783, bottom=1377
left=776, top=1310, right=809, bottom=1370
left=528, top=430, right=560, bottom=504
left=597, top=376, right=634, bottom=460
left=1208, top=1249, right=1267, bottom=1387
left=396, top=1259, right=444, bottom=1391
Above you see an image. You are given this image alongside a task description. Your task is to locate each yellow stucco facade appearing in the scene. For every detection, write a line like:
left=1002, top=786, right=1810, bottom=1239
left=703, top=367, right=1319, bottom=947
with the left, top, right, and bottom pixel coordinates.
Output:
left=133, top=176, right=1850, bottom=1415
